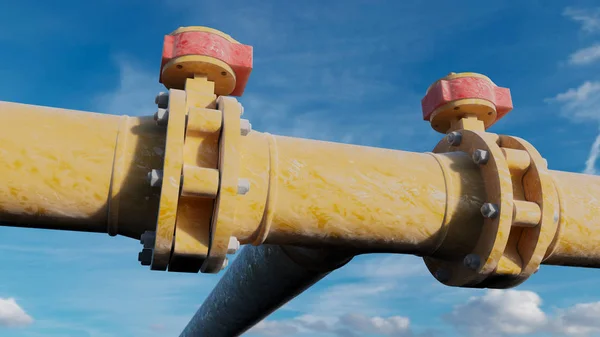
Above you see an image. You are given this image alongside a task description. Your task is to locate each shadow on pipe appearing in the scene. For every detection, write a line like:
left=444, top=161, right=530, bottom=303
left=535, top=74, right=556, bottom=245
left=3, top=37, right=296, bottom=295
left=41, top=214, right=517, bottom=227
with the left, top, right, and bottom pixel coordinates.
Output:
left=179, top=245, right=354, bottom=337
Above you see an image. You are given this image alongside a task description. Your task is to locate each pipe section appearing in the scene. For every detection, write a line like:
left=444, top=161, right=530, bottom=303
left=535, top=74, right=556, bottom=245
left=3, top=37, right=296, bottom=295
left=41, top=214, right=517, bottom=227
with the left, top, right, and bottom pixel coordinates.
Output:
left=544, top=170, right=600, bottom=267
left=0, top=101, right=165, bottom=239
left=179, top=245, right=353, bottom=337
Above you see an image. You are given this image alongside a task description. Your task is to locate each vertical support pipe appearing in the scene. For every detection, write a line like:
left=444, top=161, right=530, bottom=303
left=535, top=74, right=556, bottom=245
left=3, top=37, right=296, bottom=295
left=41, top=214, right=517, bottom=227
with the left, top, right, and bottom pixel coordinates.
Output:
left=179, top=245, right=353, bottom=337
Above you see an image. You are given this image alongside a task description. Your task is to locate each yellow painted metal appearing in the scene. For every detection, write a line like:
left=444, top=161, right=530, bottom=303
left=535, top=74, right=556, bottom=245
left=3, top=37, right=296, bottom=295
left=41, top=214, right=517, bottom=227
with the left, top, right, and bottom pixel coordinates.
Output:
left=425, top=130, right=514, bottom=287
left=201, top=96, right=243, bottom=273
left=161, top=55, right=236, bottom=94
left=544, top=170, right=600, bottom=267
left=181, top=166, right=219, bottom=198
left=168, top=75, right=219, bottom=272
left=151, top=89, right=186, bottom=271
left=3, top=73, right=600, bottom=289
left=227, top=133, right=484, bottom=254
left=0, top=101, right=164, bottom=239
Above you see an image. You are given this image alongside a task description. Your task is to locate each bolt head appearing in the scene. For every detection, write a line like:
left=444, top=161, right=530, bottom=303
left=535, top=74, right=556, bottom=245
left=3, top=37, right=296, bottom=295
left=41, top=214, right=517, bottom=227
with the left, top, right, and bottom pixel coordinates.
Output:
left=472, top=149, right=490, bottom=165
left=140, top=231, right=156, bottom=249
left=463, top=254, right=481, bottom=270
left=220, top=258, right=229, bottom=270
left=138, top=248, right=153, bottom=266
left=446, top=131, right=462, bottom=146
left=227, top=236, right=240, bottom=255
left=240, top=119, right=252, bottom=136
left=480, top=203, right=499, bottom=219
left=155, top=108, right=169, bottom=126
left=147, top=169, right=163, bottom=187
left=155, top=92, right=169, bottom=109
left=237, top=178, right=250, bottom=195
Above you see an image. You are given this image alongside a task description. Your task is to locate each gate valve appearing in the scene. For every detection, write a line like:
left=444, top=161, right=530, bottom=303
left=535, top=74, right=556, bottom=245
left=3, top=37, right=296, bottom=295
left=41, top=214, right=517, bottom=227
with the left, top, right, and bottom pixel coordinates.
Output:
left=421, top=72, right=513, bottom=133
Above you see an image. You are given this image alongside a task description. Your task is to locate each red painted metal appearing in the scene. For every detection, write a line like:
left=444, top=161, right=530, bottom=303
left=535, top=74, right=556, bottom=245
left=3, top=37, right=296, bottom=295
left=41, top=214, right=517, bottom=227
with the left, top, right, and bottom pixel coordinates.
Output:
left=421, top=76, right=513, bottom=122
left=160, top=31, right=253, bottom=96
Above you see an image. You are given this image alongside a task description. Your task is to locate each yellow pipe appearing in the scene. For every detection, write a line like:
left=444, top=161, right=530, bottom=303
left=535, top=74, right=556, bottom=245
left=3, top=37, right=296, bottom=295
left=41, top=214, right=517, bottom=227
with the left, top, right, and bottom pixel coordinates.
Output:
left=544, top=170, right=600, bottom=267
left=0, top=101, right=164, bottom=239
left=4, top=98, right=600, bottom=274
left=182, top=128, right=486, bottom=256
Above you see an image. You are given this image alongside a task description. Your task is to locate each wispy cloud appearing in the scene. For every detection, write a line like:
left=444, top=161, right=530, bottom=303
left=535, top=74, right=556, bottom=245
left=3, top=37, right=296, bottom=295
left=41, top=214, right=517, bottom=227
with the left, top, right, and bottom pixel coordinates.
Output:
left=564, top=7, right=600, bottom=33
left=546, top=81, right=600, bottom=174
left=569, top=44, right=600, bottom=65
left=247, top=313, right=414, bottom=337
left=93, top=55, right=163, bottom=116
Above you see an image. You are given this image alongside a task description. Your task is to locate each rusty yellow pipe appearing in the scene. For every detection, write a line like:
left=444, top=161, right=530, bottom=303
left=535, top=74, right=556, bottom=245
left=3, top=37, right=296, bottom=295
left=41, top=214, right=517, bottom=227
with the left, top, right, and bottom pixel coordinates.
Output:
left=0, top=101, right=164, bottom=239
left=180, top=127, right=486, bottom=256
left=543, top=170, right=600, bottom=267
left=4, top=98, right=600, bottom=274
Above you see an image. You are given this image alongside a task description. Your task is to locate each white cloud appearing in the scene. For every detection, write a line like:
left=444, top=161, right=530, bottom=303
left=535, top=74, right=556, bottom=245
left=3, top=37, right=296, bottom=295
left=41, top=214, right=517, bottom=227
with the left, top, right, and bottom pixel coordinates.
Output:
left=0, top=297, right=33, bottom=327
left=93, top=55, right=163, bottom=116
left=339, top=313, right=411, bottom=336
left=445, top=289, right=600, bottom=337
left=553, top=302, right=600, bottom=336
left=569, top=44, right=600, bottom=65
left=564, top=7, right=600, bottom=33
left=549, top=81, right=600, bottom=121
left=445, top=289, right=547, bottom=336
left=547, top=81, right=600, bottom=174
left=585, top=134, right=600, bottom=174
left=248, top=313, right=412, bottom=337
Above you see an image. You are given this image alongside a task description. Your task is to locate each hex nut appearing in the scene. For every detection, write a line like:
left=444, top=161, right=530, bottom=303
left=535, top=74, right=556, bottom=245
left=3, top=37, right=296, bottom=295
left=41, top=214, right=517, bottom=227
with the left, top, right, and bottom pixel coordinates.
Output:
left=237, top=178, right=250, bottom=195
left=446, top=131, right=462, bottom=146
left=138, top=248, right=153, bottom=266
left=140, top=231, right=156, bottom=249
left=472, top=149, right=490, bottom=165
left=155, top=108, right=169, bottom=126
left=220, top=258, right=229, bottom=270
left=155, top=92, right=169, bottom=109
left=227, top=236, right=240, bottom=255
left=147, top=169, right=163, bottom=187
left=480, top=203, right=499, bottom=219
left=463, top=254, right=481, bottom=270
left=240, top=119, right=252, bottom=136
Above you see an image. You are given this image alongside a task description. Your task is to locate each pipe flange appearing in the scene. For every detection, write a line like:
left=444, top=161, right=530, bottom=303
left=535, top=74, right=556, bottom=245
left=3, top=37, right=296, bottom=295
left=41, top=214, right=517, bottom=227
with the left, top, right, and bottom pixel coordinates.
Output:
left=150, top=88, right=187, bottom=271
left=200, top=96, right=244, bottom=273
left=424, top=130, right=514, bottom=287
left=480, top=135, right=559, bottom=288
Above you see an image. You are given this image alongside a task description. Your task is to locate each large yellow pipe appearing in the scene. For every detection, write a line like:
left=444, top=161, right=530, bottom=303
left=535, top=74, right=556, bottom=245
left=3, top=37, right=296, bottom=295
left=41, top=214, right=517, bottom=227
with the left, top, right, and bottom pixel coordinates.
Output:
left=2, top=100, right=600, bottom=271
left=544, top=171, right=600, bottom=267
left=182, top=128, right=487, bottom=256
left=0, top=101, right=164, bottom=239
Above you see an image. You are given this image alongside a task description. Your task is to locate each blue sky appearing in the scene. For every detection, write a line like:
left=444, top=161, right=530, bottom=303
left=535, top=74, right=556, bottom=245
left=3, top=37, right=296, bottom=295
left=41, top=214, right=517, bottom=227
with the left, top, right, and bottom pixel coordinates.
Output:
left=1, top=0, right=600, bottom=336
